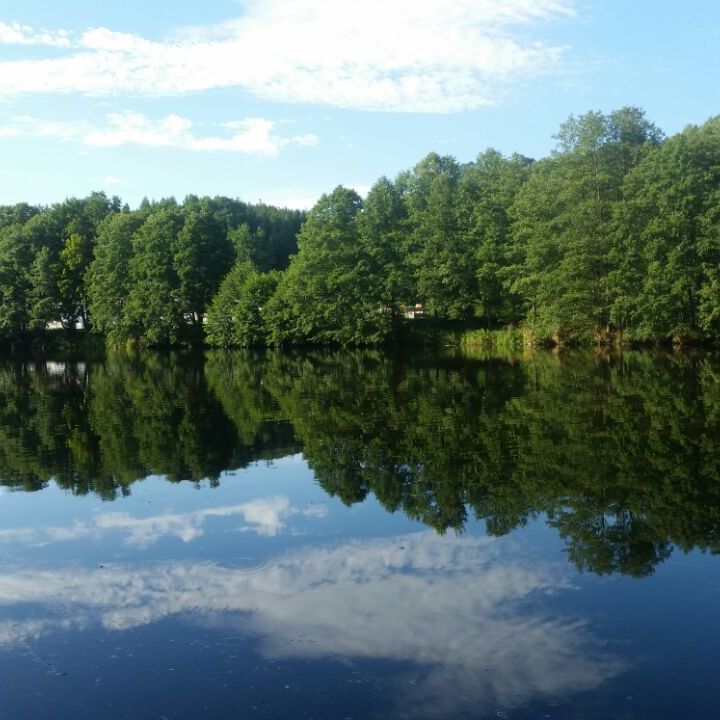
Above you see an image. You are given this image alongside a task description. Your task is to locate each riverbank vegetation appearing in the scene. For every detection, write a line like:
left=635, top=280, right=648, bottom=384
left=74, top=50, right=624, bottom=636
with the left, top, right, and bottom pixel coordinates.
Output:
left=1, top=106, right=719, bottom=347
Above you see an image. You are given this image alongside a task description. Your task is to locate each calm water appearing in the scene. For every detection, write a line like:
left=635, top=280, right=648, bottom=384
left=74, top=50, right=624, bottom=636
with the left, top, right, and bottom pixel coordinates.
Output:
left=0, top=348, right=719, bottom=719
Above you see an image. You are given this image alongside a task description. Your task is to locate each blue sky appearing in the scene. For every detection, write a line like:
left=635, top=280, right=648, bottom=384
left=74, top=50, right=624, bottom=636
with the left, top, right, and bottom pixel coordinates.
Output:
left=0, top=0, right=718, bottom=209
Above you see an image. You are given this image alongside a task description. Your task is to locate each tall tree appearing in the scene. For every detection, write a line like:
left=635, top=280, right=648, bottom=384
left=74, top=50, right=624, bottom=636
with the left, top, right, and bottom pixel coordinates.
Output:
left=0, top=225, right=32, bottom=338
left=403, top=153, right=477, bottom=318
left=86, top=212, right=144, bottom=344
left=125, top=209, right=184, bottom=345
left=27, top=246, right=59, bottom=330
left=55, top=192, right=120, bottom=327
left=357, top=176, right=410, bottom=318
left=205, top=262, right=280, bottom=347
left=459, top=149, right=531, bottom=327
left=265, top=187, right=391, bottom=345
left=508, top=107, right=662, bottom=342
left=173, top=201, right=234, bottom=327
left=615, top=116, right=720, bottom=341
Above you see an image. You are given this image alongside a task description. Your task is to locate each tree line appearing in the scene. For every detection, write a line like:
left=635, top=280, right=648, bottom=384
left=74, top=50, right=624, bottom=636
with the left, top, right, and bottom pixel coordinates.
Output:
left=1, top=105, right=719, bottom=346
left=0, top=194, right=304, bottom=345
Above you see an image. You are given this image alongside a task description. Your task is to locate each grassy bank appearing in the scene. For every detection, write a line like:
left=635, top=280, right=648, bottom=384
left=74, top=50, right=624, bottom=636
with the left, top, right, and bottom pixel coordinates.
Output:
left=397, top=319, right=527, bottom=351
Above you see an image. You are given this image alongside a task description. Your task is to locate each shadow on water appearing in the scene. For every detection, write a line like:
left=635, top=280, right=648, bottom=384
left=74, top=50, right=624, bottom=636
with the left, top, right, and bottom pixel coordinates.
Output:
left=1, top=346, right=719, bottom=577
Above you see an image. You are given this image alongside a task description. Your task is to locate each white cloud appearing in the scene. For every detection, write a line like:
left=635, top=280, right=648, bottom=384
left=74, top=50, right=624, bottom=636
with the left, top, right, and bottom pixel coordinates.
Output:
left=0, top=0, right=575, bottom=112
left=0, top=21, right=71, bottom=47
left=254, top=192, right=322, bottom=210
left=290, top=133, right=319, bottom=147
left=0, top=111, right=318, bottom=156
left=0, top=532, right=623, bottom=716
left=257, top=182, right=370, bottom=209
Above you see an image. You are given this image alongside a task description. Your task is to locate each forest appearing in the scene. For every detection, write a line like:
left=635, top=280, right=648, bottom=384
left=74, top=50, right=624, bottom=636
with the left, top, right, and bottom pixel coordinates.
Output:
left=1, top=106, right=719, bottom=347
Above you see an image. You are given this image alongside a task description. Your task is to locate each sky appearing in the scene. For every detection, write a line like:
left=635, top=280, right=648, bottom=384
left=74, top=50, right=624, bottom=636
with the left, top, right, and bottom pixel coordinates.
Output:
left=0, top=0, right=718, bottom=209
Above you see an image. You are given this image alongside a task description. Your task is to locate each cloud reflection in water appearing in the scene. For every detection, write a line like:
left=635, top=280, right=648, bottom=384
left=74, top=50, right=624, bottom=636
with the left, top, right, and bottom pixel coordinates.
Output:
left=0, top=494, right=326, bottom=547
left=0, top=530, right=623, bottom=717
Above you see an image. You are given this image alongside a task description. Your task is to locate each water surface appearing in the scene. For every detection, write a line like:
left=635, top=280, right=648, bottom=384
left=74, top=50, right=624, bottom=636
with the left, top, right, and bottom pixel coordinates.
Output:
left=0, top=349, right=718, bottom=718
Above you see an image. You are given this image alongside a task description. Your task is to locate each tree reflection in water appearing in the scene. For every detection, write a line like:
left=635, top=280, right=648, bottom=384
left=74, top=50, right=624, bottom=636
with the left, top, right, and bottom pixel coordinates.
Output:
left=0, top=347, right=719, bottom=577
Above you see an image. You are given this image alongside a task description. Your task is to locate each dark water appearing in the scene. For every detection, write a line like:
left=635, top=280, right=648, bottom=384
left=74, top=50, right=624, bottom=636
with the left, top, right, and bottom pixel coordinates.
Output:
left=0, top=349, right=719, bottom=719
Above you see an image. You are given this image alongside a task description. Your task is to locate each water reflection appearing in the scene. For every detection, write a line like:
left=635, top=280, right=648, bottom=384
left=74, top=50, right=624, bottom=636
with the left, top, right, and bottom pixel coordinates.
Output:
left=0, top=354, right=297, bottom=496
left=0, top=349, right=719, bottom=576
left=0, top=531, right=622, bottom=718
left=0, top=492, right=324, bottom=547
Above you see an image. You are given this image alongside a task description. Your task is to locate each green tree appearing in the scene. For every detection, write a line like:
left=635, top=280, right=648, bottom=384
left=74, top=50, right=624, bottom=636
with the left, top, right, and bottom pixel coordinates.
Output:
left=0, top=225, right=32, bottom=338
left=265, top=187, right=391, bottom=345
left=173, top=202, right=234, bottom=328
left=86, top=212, right=143, bottom=344
left=232, top=270, right=280, bottom=346
left=125, top=209, right=184, bottom=345
left=698, top=186, right=720, bottom=337
left=459, top=149, right=531, bottom=327
left=55, top=192, right=120, bottom=327
left=402, top=153, right=477, bottom=319
left=27, top=246, right=59, bottom=330
left=615, top=116, right=720, bottom=341
left=357, top=176, right=411, bottom=318
left=58, top=233, right=92, bottom=327
left=508, top=107, right=662, bottom=342
left=205, top=261, right=255, bottom=348
left=205, top=262, right=279, bottom=347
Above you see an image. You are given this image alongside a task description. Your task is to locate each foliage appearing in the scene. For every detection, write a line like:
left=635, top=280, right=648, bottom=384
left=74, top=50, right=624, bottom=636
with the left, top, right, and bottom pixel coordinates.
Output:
left=86, top=213, right=143, bottom=344
left=460, top=149, right=531, bottom=326
left=205, top=262, right=280, bottom=347
left=173, top=202, right=234, bottom=326
left=0, top=225, right=33, bottom=337
left=614, top=117, right=720, bottom=342
left=401, top=153, right=478, bottom=319
left=507, top=107, right=663, bottom=343
left=264, top=186, right=393, bottom=346
left=0, top=193, right=304, bottom=345
left=125, top=208, right=186, bottom=345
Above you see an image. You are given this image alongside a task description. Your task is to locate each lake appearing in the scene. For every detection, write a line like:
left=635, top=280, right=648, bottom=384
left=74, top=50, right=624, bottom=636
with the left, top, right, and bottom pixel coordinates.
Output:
left=0, top=348, right=718, bottom=719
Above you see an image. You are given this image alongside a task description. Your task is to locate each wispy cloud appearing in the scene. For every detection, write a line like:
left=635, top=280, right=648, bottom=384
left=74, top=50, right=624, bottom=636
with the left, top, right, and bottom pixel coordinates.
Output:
left=0, top=20, right=71, bottom=47
left=0, top=111, right=318, bottom=156
left=0, top=0, right=576, bottom=112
